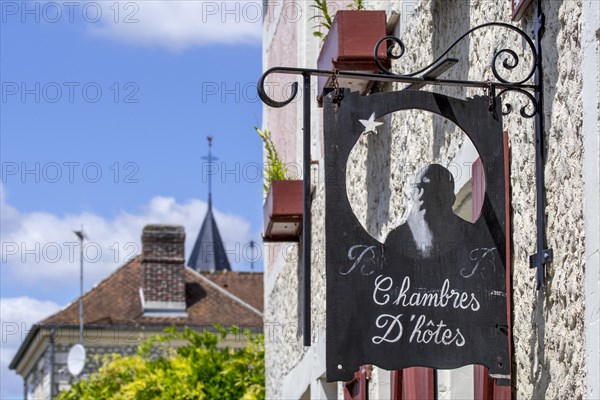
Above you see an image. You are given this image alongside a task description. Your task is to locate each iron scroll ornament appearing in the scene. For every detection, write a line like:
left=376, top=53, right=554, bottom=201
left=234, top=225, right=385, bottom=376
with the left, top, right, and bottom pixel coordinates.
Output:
left=373, top=22, right=537, bottom=84
left=257, top=20, right=549, bottom=350
left=257, top=67, right=538, bottom=118
left=372, top=22, right=540, bottom=119
left=258, top=23, right=539, bottom=119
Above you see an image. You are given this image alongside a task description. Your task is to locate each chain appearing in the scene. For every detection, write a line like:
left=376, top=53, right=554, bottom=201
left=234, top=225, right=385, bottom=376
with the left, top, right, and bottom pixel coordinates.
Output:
left=331, top=68, right=343, bottom=104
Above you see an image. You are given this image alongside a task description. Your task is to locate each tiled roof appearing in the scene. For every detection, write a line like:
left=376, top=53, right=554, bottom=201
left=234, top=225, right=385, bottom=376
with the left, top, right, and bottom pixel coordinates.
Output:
left=42, top=256, right=263, bottom=328
left=200, top=270, right=263, bottom=312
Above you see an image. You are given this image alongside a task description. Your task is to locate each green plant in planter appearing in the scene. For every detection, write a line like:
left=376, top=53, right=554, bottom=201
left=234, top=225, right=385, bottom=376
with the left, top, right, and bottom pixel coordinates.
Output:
left=256, top=127, right=288, bottom=193
left=311, top=0, right=333, bottom=39
left=349, top=0, right=366, bottom=11
left=311, top=0, right=366, bottom=39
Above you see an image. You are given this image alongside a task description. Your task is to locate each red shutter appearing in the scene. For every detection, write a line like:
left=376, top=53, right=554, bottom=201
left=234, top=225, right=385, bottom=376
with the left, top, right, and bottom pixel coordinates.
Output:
left=472, top=132, right=512, bottom=400
left=474, top=366, right=493, bottom=399
left=344, top=365, right=372, bottom=400
left=391, top=368, right=435, bottom=400
left=472, top=157, right=485, bottom=221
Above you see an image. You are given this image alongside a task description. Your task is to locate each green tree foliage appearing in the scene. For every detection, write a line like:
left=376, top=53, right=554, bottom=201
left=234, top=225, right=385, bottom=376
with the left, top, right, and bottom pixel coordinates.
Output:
left=58, top=326, right=264, bottom=400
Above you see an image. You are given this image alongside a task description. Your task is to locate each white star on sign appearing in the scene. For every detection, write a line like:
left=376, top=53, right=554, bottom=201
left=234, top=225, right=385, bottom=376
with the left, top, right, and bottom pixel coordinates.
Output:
left=359, top=113, right=383, bottom=135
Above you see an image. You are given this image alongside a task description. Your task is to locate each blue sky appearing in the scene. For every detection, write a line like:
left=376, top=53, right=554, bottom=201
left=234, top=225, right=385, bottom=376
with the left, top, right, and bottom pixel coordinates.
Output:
left=1, top=2, right=265, bottom=397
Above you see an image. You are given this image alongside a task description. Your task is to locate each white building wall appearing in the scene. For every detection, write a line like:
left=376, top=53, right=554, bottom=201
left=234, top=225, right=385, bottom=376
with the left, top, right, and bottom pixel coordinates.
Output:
left=582, top=1, right=600, bottom=398
left=262, top=1, right=597, bottom=398
left=262, top=0, right=335, bottom=397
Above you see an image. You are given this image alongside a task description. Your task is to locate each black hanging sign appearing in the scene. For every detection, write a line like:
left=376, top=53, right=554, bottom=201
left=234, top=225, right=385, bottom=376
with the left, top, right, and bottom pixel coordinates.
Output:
left=325, top=89, right=510, bottom=384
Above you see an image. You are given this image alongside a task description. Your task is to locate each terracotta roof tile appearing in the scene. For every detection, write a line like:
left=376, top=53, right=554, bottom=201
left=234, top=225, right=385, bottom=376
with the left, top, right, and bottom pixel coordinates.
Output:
left=199, top=271, right=263, bottom=312
left=42, top=256, right=263, bottom=329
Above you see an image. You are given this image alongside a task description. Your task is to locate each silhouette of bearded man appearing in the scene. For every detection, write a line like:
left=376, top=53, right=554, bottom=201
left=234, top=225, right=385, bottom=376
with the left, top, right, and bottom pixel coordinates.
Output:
left=385, top=164, right=476, bottom=261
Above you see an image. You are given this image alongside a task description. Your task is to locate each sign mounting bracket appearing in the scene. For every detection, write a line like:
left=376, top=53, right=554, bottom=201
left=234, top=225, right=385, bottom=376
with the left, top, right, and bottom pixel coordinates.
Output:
left=257, top=8, right=551, bottom=348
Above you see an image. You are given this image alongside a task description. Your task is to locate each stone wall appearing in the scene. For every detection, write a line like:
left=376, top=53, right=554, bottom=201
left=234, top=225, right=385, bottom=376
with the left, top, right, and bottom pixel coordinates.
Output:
left=262, top=0, right=332, bottom=397
left=366, top=0, right=586, bottom=398
left=264, top=243, right=304, bottom=398
left=26, top=348, right=50, bottom=400
left=263, top=0, right=592, bottom=398
left=25, top=340, right=138, bottom=399
left=53, top=343, right=139, bottom=394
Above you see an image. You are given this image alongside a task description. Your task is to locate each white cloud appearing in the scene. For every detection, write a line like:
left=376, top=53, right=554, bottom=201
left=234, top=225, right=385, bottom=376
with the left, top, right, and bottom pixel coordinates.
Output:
left=88, top=1, right=263, bottom=50
left=0, top=188, right=256, bottom=398
left=0, top=190, right=254, bottom=289
left=1, top=297, right=61, bottom=399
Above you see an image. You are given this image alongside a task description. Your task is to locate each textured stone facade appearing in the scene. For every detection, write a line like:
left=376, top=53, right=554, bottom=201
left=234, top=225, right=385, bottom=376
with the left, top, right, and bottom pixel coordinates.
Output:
left=263, top=0, right=597, bottom=398
left=23, top=328, right=139, bottom=399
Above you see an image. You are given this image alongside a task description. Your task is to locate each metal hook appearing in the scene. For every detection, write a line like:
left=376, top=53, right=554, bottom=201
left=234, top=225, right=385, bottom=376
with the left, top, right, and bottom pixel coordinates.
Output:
left=486, top=81, right=498, bottom=120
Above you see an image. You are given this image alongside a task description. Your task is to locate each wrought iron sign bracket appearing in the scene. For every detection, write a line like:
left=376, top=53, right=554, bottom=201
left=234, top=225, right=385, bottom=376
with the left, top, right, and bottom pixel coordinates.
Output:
left=527, top=1, right=553, bottom=289
left=258, top=9, right=552, bottom=346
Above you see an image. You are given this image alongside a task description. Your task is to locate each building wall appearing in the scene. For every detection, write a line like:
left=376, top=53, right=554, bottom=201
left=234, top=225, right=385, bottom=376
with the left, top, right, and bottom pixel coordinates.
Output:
left=262, top=0, right=334, bottom=397
left=581, top=3, right=600, bottom=400
left=55, top=343, right=139, bottom=395
left=23, top=327, right=262, bottom=399
left=24, top=340, right=138, bottom=399
left=26, top=347, right=50, bottom=400
left=384, top=1, right=588, bottom=397
left=262, top=0, right=597, bottom=398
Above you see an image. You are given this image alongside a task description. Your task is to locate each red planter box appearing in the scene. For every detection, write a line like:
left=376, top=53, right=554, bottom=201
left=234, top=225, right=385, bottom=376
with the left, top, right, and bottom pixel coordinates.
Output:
left=263, top=180, right=303, bottom=242
left=317, top=10, right=389, bottom=105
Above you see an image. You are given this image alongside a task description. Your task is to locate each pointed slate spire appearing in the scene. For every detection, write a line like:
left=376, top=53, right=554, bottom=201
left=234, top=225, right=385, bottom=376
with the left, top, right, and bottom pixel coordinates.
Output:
left=188, top=137, right=231, bottom=272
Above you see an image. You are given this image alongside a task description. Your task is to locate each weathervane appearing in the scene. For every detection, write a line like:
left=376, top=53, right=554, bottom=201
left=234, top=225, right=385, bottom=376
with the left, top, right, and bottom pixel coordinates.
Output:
left=202, top=136, right=218, bottom=208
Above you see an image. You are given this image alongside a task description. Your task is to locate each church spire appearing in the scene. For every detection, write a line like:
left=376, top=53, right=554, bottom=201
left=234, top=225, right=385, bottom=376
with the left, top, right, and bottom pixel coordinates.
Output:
left=188, top=136, right=231, bottom=272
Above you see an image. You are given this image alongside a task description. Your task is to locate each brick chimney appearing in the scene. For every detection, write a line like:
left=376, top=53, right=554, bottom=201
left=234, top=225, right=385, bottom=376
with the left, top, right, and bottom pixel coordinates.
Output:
left=140, top=225, right=187, bottom=316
